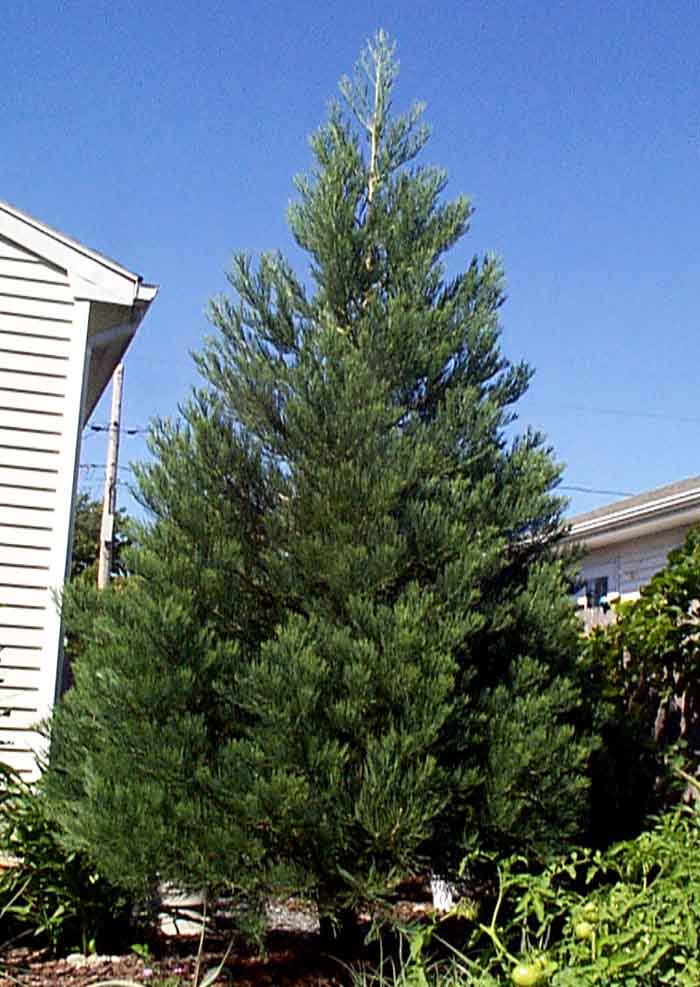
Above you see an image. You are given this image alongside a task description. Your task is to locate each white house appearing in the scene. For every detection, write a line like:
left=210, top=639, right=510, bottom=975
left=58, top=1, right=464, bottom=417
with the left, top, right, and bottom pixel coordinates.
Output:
left=563, top=475, right=700, bottom=628
left=0, top=199, right=157, bottom=777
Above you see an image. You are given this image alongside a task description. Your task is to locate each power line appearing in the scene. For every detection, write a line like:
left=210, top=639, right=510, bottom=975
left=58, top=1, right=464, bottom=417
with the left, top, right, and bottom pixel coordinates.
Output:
left=88, top=423, right=147, bottom=435
left=77, top=467, right=631, bottom=500
left=78, top=476, right=131, bottom=488
left=532, top=402, right=700, bottom=425
left=86, top=403, right=700, bottom=438
left=560, top=484, right=634, bottom=497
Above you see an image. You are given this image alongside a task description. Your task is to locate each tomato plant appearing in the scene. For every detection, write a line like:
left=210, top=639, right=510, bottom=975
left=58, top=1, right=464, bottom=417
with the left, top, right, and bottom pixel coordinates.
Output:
left=511, top=962, right=543, bottom=985
left=573, top=921, right=594, bottom=941
left=386, top=803, right=700, bottom=986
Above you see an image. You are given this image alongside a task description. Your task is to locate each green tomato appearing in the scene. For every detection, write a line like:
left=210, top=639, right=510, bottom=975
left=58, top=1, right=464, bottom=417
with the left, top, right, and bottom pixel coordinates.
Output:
left=582, top=901, right=599, bottom=921
left=574, top=920, right=594, bottom=940
left=511, top=964, right=542, bottom=986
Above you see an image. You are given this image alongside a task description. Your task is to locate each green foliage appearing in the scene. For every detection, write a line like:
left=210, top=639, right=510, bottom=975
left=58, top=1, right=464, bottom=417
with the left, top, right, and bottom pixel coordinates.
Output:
left=62, top=493, right=131, bottom=684
left=70, top=491, right=129, bottom=583
left=47, top=31, right=593, bottom=925
left=49, top=576, right=278, bottom=909
left=585, top=526, right=700, bottom=749
left=480, top=656, right=590, bottom=855
left=130, top=942, right=152, bottom=962
left=581, top=526, right=700, bottom=843
left=378, top=805, right=700, bottom=986
left=0, top=767, right=133, bottom=953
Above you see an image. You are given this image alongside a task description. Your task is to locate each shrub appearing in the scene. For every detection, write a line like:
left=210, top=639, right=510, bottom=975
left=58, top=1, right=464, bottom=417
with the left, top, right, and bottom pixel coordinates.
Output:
left=0, top=766, right=134, bottom=953
left=581, top=526, right=700, bottom=844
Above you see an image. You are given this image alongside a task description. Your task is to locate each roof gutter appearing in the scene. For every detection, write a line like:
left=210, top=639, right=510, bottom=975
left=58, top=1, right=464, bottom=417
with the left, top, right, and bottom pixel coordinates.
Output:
left=565, top=486, right=700, bottom=547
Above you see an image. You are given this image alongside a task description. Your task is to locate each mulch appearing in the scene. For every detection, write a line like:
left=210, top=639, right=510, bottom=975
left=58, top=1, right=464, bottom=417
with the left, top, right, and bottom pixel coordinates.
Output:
left=1, top=932, right=344, bottom=987
left=0, top=896, right=435, bottom=987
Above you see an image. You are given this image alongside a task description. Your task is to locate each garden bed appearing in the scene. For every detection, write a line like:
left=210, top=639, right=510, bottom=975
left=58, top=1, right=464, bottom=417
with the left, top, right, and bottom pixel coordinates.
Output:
left=1, top=930, right=342, bottom=987
left=0, top=895, right=433, bottom=987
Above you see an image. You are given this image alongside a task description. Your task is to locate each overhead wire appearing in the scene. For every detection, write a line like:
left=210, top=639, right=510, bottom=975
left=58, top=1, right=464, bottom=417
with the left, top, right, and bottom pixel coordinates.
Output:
left=543, top=402, right=700, bottom=425
left=87, top=404, right=679, bottom=501
left=560, top=485, right=634, bottom=497
left=88, top=424, right=147, bottom=435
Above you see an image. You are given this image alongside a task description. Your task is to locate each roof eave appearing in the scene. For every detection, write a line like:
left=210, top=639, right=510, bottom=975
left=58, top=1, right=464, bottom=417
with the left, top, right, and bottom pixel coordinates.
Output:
left=565, top=487, right=700, bottom=548
left=0, top=198, right=147, bottom=307
left=136, top=282, right=158, bottom=303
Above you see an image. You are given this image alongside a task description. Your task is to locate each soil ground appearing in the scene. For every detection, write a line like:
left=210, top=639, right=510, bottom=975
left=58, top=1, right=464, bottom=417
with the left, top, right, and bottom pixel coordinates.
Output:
left=2, top=932, right=342, bottom=987
left=0, top=896, right=434, bottom=987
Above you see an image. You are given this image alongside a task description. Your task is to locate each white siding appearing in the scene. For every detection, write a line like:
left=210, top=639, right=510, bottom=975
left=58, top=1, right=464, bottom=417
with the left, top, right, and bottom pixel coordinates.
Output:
left=0, top=207, right=155, bottom=778
left=618, top=527, right=693, bottom=594
left=0, top=238, right=79, bottom=776
left=579, top=526, right=694, bottom=600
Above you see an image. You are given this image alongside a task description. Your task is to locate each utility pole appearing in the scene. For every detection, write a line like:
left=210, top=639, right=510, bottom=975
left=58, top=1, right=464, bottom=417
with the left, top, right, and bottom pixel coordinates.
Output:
left=97, top=362, right=124, bottom=590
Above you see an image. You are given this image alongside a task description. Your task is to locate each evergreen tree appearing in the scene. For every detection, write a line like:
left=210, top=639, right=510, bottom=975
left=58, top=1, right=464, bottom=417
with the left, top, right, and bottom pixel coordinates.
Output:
left=47, top=33, right=592, bottom=930
left=61, top=494, right=130, bottom=685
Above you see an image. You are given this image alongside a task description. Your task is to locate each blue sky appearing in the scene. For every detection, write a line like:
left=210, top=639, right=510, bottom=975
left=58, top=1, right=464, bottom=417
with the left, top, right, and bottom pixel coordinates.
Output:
left=3, top=1, right=699, bottom=517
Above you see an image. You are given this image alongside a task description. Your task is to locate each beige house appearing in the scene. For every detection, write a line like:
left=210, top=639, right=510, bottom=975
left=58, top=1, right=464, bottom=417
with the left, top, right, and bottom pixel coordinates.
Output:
left=0, top=200, right=157, bottom=776
left=563, top=476, right=700, bottom=629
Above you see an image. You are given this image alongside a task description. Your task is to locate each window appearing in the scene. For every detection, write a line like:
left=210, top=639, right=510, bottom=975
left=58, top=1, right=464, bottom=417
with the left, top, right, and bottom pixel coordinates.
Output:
left=587, top=576, right=608, bottom=608
left=571, top=576, right=609, bottom=608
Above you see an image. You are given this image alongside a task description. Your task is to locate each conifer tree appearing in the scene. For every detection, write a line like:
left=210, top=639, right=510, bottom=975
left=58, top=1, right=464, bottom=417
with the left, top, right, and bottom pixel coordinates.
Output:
left=47, top=33, right=592, bottom=929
